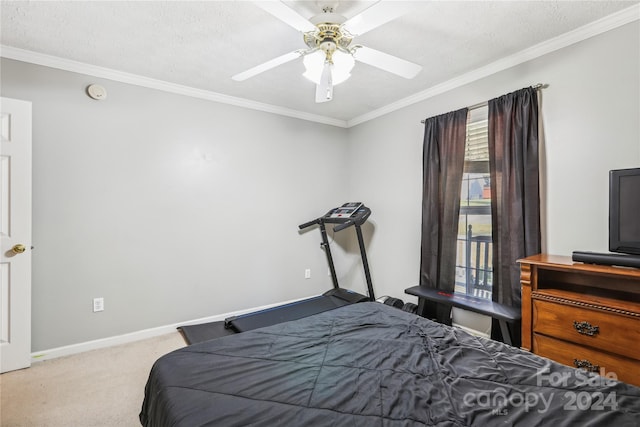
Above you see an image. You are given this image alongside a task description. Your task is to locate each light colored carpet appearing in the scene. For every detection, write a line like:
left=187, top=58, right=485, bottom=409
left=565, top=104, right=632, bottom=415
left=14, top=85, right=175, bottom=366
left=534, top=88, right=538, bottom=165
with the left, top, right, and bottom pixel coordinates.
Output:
left=1, top=332, right=186, bottom=427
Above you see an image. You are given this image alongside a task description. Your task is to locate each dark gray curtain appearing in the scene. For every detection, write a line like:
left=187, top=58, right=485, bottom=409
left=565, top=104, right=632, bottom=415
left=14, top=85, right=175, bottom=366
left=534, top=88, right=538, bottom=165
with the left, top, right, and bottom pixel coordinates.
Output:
left=419, top=108, right=468, bottom=324
left=488, top=87, right=541, bottom=344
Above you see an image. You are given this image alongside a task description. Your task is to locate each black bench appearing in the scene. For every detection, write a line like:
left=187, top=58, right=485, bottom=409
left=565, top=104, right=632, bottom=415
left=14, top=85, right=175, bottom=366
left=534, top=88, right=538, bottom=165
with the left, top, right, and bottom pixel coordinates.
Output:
left=405, top=285, right=521, bottom=345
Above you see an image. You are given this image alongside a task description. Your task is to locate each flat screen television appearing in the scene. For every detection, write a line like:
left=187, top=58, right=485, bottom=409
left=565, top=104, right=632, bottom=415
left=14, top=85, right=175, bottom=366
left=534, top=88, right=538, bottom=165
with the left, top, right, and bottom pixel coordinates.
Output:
left=609, top=167, right=640, bottom=255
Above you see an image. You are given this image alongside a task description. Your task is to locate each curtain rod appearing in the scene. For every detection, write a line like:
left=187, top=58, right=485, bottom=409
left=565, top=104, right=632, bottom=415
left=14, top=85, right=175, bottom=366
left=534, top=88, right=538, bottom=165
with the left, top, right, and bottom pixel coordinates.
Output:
left=420, top=83, right=546, bottom=124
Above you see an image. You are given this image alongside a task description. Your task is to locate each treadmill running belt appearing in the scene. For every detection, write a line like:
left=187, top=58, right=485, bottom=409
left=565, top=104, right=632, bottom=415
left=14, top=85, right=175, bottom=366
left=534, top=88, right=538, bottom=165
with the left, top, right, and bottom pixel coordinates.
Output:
left=226, top=295, right=350, bottom=332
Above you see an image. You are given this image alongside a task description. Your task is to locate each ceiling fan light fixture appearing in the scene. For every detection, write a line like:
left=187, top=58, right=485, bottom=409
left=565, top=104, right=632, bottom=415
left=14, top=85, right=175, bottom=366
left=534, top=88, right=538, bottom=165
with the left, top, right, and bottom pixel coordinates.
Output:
left=235, top=1, right=421, bottom=103
left=302, top=49, right=354, bottom=85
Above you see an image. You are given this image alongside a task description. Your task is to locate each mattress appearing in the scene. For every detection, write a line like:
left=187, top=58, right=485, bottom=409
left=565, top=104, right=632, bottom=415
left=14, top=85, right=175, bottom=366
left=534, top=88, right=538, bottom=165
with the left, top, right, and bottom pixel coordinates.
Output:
left=140, top=302, right=640, bottom=426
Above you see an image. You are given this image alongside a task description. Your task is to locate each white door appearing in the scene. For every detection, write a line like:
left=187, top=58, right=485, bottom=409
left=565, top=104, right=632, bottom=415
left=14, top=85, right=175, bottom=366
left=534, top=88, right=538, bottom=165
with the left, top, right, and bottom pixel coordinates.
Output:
left=0, top=97, right=32, bottom=373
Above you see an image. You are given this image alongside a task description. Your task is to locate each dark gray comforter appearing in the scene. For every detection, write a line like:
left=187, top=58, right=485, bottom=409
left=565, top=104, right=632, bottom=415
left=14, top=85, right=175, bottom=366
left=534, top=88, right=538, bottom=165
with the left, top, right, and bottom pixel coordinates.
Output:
left=140, top=302, right=640, bottom=426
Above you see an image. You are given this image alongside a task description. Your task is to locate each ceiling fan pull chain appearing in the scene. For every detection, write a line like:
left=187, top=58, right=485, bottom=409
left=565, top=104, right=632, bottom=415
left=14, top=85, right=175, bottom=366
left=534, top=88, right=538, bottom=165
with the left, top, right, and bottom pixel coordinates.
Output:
left=316, top=61, right=334, bottom=103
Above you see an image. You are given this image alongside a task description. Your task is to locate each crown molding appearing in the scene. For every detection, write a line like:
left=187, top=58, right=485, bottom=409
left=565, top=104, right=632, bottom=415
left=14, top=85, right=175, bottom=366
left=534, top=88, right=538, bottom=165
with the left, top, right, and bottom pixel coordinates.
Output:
left=347, top=3, right=640, bottom=128
left=1, top=3, right=637, bottom=129
left=0, top=45, right=348, bottom=129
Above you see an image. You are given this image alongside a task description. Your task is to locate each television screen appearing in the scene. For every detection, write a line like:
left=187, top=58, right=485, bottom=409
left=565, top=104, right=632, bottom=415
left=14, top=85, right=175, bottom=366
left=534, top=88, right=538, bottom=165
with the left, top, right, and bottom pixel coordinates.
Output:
left=610, top=168, right=640, bottom=255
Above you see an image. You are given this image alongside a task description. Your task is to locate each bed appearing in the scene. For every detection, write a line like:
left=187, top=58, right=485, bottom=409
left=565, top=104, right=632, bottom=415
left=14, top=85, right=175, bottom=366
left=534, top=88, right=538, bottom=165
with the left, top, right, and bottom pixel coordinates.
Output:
left=140, top=302, right=640, bottom=426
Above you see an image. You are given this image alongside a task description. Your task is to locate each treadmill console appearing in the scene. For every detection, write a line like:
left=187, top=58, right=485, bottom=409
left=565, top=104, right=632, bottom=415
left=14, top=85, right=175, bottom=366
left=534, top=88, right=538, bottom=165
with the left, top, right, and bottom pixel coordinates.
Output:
left=322, top=203, right=370, bottom=229
left=329, top=202, right=362, bottom=218
left=298, top=203, right=371, bottom=231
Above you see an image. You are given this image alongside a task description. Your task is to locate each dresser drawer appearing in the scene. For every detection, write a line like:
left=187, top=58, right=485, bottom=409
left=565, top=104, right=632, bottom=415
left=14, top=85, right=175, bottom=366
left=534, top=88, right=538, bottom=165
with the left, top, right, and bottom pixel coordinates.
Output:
left=532, top=299, right=640, bottom=361
left=533, top=334, right=640, bottom=387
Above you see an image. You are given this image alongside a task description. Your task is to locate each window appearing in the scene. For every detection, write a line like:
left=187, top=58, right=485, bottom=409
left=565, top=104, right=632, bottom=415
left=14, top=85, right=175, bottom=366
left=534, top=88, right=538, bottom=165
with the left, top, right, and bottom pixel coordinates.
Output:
left=455, top=106, right=492, bottom=299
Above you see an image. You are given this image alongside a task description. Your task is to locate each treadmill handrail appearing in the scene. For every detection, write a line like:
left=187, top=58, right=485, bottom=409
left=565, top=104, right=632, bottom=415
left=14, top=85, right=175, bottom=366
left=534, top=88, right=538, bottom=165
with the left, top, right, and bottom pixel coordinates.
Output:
left=298, top=218, right=320, bottom=230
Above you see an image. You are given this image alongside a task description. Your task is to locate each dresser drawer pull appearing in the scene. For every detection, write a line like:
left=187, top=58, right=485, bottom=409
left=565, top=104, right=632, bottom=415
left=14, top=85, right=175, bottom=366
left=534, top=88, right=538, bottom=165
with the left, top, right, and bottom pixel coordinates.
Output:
left=573, top=359, right=600, bottom=372
left=573, top=321, right=599, bottom=336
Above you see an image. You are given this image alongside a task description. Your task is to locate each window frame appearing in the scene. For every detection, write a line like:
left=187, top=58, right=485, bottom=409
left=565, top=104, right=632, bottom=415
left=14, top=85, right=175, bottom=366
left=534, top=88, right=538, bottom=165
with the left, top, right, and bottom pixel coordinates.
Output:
left=455, top=106, right=493, bottom=299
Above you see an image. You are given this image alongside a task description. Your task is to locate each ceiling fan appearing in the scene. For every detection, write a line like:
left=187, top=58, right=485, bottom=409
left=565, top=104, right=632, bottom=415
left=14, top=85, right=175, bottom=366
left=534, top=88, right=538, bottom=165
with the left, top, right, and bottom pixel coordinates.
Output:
left=232, top=1, right=422, bottom=103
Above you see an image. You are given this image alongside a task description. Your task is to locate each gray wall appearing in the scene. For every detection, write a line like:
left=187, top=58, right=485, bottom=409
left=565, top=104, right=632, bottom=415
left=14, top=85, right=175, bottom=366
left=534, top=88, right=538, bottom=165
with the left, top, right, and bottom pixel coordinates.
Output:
left=1, top=21, right=638, bottom=352
left=347, top=22, right=640, bottom=305
left=1, top=59, right=350, bottom=351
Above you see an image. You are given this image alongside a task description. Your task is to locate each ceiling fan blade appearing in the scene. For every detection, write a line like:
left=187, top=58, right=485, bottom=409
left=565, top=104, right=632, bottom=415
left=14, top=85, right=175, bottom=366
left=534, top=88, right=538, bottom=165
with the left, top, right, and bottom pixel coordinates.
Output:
left=232, top=51, right=302, bottom=81
left=315, top=61, right=333, bottom=103
left=254, top=1, right=316, bottom=33
left=343, top=1, right=410, bottom=36
left=353, top=46, right=422, bottom=79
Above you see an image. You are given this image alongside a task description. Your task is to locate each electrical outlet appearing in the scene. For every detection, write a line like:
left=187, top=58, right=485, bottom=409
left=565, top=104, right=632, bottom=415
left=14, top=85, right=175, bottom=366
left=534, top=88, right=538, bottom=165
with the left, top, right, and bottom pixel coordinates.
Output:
left=305, top=268, right=311, bottom=279
left=93, top=297, right=104, bottom=312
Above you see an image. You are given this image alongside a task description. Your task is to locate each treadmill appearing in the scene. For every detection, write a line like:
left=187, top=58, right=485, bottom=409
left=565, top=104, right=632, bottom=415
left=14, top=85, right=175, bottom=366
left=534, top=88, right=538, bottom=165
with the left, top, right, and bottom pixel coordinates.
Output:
left=224, top=203, right=375, bottom=332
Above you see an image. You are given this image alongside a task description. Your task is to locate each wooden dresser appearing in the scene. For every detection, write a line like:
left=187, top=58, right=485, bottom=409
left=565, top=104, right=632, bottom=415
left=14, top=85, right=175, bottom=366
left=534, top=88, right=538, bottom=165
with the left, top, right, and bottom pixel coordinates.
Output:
left=519, top=254, right=640, bottom=386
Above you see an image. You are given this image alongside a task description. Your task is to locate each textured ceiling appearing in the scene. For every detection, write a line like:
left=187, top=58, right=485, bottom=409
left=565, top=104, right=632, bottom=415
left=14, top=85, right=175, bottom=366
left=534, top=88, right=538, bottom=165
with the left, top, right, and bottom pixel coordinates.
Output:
left=1, top=1, right=638, bottom=125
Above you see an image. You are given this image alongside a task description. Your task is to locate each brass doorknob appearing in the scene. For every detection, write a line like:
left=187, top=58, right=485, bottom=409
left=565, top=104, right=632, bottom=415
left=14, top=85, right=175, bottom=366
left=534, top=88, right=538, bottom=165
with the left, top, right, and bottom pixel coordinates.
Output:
left=11, top=244, right=26, bottom=254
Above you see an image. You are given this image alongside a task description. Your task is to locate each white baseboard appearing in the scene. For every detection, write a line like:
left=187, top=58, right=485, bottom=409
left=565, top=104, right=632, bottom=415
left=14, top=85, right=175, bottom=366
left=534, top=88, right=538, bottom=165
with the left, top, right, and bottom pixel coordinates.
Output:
left=30, top=295, right=315, bottom=363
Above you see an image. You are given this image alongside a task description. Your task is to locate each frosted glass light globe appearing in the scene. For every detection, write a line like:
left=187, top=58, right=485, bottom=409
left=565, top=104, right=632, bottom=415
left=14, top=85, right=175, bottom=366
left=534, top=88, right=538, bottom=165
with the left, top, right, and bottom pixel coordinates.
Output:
left=303, top=50, right=354, bottom=85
